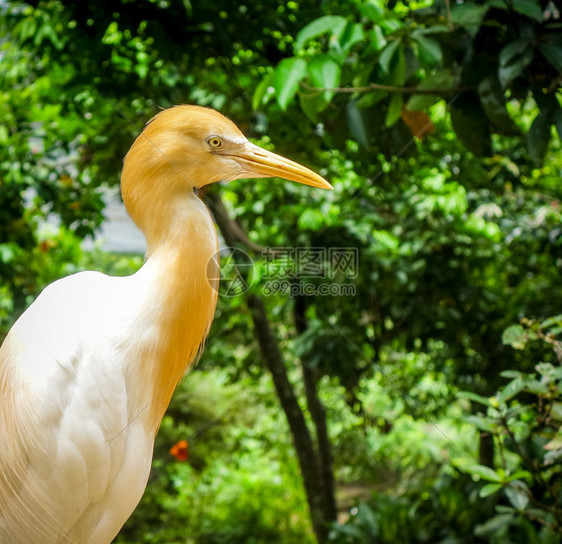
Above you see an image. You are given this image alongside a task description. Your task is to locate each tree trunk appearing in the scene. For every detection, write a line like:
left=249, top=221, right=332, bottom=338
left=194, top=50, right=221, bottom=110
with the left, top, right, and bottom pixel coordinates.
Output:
left=247, top=294, right=329, bottom=543
left=294, top=295, right=338, bottom=523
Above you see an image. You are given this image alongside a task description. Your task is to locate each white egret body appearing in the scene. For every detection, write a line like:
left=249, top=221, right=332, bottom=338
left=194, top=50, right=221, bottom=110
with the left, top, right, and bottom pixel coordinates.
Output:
left=0, top=105, right=331, bottom=543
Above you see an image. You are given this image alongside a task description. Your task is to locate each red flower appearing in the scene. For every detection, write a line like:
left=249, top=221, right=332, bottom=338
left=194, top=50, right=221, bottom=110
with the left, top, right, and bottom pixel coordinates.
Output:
left=170, top=440, right=189, bottom=462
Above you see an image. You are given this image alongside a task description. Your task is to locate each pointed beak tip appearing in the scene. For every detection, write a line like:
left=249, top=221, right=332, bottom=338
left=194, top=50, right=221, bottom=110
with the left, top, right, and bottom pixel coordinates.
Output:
left=291, top=176, right=333, bottom=191
left=312, top=175, right=333, bottom=191
left=236, top=144, right=334, bottom=191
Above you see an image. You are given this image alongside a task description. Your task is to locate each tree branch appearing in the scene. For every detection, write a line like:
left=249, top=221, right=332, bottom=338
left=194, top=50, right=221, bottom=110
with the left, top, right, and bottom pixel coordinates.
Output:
left=203, top=188, right=267, bottom=254
left=301, top=81, right=474, bottom=96
left=205, top=188, right=300, bottom=259
left=444, top=0, right=454, bottom=29
left=247, top=294, right=329, bottom=543
left=294, top=295, right=338, bottom=523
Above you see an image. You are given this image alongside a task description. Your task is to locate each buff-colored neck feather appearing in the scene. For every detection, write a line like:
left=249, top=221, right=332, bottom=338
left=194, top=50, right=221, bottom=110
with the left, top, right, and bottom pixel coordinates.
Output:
left=121, top=138, right=219, bottom=435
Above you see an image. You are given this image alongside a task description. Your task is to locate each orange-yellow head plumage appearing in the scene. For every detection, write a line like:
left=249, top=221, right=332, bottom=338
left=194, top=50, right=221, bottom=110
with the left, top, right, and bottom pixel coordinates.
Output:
left=121, top=105, right=331, bottom=243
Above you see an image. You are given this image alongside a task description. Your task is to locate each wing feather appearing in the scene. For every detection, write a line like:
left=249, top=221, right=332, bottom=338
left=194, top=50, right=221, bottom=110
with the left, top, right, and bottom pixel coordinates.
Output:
left=0, top=273, right=137, bottom=543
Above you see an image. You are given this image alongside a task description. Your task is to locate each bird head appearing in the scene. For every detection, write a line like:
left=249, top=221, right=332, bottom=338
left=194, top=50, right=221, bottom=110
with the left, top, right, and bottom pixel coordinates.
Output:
left=125, top=105, right=332, bottom=191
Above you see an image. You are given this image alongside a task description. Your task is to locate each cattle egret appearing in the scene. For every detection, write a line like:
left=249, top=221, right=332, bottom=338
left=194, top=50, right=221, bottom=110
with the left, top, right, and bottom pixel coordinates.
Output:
left=0, top=105, right=331, bottom=543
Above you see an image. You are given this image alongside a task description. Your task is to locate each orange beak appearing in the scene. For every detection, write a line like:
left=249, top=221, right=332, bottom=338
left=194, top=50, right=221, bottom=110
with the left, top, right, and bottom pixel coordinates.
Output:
left=230, top=143, right=333, bottom=190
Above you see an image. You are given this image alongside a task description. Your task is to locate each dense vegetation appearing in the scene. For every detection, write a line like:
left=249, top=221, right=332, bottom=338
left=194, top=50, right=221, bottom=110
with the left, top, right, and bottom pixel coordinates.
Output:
left=1, top=0, right=561, bottom=542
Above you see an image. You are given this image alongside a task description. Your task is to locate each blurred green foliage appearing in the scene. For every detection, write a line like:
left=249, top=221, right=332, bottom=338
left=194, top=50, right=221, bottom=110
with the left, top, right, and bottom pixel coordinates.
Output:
left=331, top=316, right=562, bottom=542
left=261, top=0, right=562, bottom=161
left=0, top=0, right=561, bottom=542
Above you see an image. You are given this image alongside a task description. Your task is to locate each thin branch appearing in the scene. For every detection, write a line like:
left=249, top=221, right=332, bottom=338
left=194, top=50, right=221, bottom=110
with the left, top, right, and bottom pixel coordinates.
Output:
left=300, top=81, right=474, bottom=96
left=520, top=317, right=562, bottom=362
left=444, top=0, right=454, bottom=29
left=205, top=188, right=299, bottom=258
left=204, top=188, right=267, bottom=254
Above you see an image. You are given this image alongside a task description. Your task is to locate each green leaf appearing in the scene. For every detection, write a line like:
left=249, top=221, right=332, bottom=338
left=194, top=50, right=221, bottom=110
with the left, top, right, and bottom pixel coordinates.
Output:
left=505, top=471, right=532, bottom=483
left=385, top=93, right=403, bottom=127
left=499, top=40, right=533, bottom=88
left=536, top=362, right=556, bottom=380
left=451, top=3, right=489, bottom=36
left=475, top=514, right=514, bottom=536
left=480, top=483, right=503, bottom=497
left=407, top=94, right=440, bottom=111
left=500, top=370, right=523, bottom=379
left=505, top=484, right=529, bottom=511
left=539, top=43, right=562, bottom=72
left=368, top=26, right=387, bottom=51
left=450, top=93, right=492, bottom=156
left=415, top=36, right=442, bottom=66
left=500, top=40, right=531, bottom=66
left=294, top=15, right=346, bottom=51
left=308, top=55, right=341, bottom=107
left=299, top=92, right=323, bottom=123
left=478, top=76, right=519, bottom=135
left=463, top=464, right=503, bottom=482
left=346, top=100, right=370, bottom=149
left=522, top=379, right=549, bottom=395
left=498, top=377, right=524, bottom=403
left=252, top=72, right=273, bottom=111
left=390, top=45, right=406, bottom=86
left=502, top=324, right=528, bottom=350
left=273, top=58, right=307, bottom=109
left=0, top=125, right=8, bottom=145
left=379, top=39, right=401, bottom=74
left=16, top=16, right=37, bottom=41
left=512, top=0, right=543, bottom=22
left=457, top=391, right=490, bottom=406
left=360, top=0, right=385, bottom=23
left=465, top=414, right=497, bottom=433
left=498, top=53, right=531, bottom=87
left=544, top=448, right=562, bottom=466
left=527, top=111, right=551, bottom=165
left=338, top=22, right=365, bottom=54
left=541, top=315, right=562, bottom=329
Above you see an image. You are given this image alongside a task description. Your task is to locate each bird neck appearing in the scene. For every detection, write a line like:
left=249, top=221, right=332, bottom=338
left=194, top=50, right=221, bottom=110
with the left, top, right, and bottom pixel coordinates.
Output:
left=126, top=190, right=219, bottom=435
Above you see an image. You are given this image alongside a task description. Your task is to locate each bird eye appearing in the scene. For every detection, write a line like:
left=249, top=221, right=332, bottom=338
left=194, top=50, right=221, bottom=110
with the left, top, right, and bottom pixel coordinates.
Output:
left=207, top=136, right=223, bottom=149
